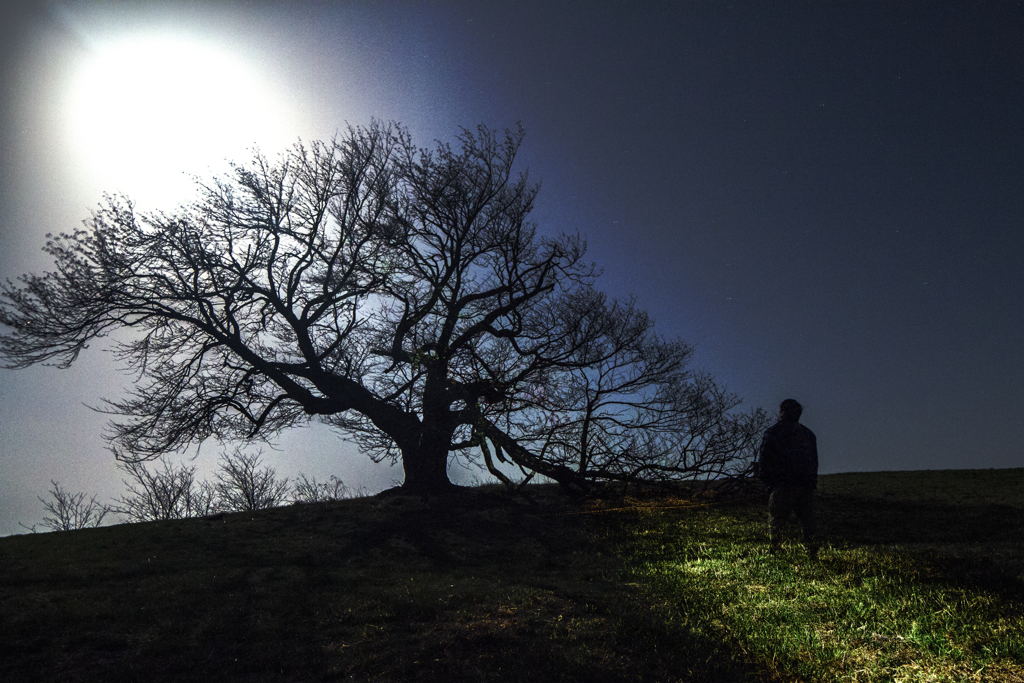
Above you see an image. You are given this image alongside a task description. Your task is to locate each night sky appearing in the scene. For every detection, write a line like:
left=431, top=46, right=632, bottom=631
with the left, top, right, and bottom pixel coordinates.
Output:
left=2, top=1, right=1022, bottom=534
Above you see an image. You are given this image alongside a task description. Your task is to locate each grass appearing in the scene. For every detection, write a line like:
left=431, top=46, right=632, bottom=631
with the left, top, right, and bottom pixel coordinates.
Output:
left=605, top=473, right=1024, bottom=682
left=1, top=470, right=1022, bottom=681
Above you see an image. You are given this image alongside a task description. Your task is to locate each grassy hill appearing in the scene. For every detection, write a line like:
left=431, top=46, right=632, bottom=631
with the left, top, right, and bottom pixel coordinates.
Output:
left=2, top=470, right=1022, bottom=682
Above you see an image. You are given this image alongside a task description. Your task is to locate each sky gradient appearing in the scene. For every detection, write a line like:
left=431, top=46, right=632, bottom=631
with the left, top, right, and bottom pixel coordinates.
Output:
left=2, top=1, right=1022, bottom=534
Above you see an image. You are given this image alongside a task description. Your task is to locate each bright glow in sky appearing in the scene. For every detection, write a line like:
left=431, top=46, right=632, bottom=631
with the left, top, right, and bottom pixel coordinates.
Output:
left=62, top=32, right=297, bottom=209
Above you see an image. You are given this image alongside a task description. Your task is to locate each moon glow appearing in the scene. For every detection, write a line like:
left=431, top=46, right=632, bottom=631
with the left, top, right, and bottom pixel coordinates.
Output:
left=63, top=32, right=293, bottom=208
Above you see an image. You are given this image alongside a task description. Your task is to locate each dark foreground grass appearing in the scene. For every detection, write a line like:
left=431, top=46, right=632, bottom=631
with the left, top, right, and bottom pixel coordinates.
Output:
left=1, top=486, right=759, bottom=682
left=1, top=470, right=1022, bottom=682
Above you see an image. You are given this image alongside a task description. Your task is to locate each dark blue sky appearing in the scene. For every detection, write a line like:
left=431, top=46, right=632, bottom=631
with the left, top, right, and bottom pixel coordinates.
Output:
left=2, top=1, right=1023, bottom=533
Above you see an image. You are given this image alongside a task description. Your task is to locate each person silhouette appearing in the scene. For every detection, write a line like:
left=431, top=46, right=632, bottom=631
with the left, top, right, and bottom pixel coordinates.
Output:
left=756, top=399, right=819, bottom=557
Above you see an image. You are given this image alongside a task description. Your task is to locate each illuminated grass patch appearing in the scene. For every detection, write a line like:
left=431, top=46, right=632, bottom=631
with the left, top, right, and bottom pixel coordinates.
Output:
left=605, top=498, right=1024, bottom=682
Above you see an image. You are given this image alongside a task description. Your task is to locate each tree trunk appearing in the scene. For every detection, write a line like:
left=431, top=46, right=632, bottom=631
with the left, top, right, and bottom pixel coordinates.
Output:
left=400, top=446, right=454, bottom=493
left=399, top=423, right=455, bottom=494
left=397, top=371, right=459, bottom=494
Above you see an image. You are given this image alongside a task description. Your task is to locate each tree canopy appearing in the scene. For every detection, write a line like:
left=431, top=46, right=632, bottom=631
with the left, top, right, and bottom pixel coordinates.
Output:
left=0, top=122, right=765, bottom=494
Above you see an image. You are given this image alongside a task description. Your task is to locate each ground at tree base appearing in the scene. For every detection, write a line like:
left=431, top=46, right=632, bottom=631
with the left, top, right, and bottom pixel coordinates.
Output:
left=1, top=470, right=1022, bottom=682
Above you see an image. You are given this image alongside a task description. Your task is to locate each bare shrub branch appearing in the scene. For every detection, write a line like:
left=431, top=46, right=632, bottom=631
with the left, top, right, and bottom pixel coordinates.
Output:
left=291, top=473, right=364, bottom=503
left=25, top=480, right=110, bottom=532
left=113, top=459, right=217, bottom=521
left=213, top=448, right=290, bottom=511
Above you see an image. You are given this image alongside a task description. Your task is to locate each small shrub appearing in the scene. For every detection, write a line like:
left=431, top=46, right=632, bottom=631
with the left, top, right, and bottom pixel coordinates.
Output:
left=25, top=480, right=110, bottom=532
left=213, top=448, right=290, bottom=511
left=291, top=473, right=359, bottom=503
left=113, top=459, right=216, bottom=521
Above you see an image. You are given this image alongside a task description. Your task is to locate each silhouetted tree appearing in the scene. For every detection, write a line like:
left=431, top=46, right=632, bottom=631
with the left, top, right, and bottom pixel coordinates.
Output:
left=212, top=448, right=290, bottom=511
left=480, top=290, right=768, bottom=490
left=0, top=122, right=761, bottom=494
left=291, top=473, right=360, bottom=503
left=114, top=458, right=216, bottom=521
left=24, top=480, right=110, bottom=532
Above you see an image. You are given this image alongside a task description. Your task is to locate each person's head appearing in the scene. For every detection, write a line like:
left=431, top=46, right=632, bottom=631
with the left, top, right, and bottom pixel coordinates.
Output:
left=779, top=398, right=803, bottom=422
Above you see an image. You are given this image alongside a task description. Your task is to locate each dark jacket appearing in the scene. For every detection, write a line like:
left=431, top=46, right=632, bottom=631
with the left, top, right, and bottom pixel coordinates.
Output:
left=757, top=419, right=818, bottom=489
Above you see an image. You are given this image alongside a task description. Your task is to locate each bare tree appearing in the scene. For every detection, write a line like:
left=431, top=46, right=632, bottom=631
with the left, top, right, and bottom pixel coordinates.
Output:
left=291, top=473, right=360, bottom=503
left=462, top=288, right=768, bottom=492
left=23, top=480, right=110, bottom=532
left=0, top=121, right=762, bottom=494
left=113, top=459, right=217, bottom=521
left=213, top=448, right=290, bottom=511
